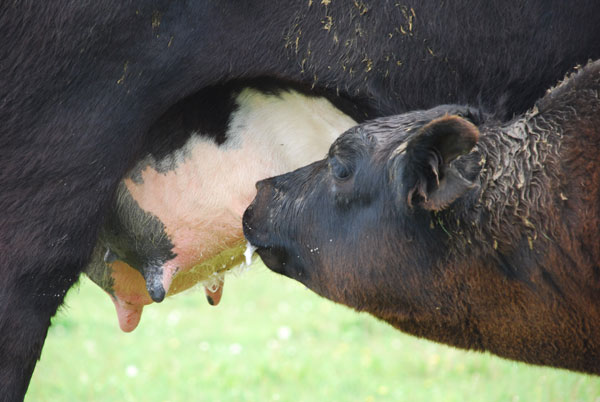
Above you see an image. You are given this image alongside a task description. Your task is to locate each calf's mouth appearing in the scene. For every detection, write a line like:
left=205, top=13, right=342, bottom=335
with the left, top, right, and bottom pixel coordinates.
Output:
left=242, top=184, right=297, bottom=278
left=242, top=202, right=283, bottom=273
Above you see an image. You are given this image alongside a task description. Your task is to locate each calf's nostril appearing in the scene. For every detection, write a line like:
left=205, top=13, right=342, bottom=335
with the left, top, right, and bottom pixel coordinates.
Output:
left=242, top=209, right=254, bottom=230
left=256, top=177, right=278, bottom=193
left=255, top=179, right=266, bottom=191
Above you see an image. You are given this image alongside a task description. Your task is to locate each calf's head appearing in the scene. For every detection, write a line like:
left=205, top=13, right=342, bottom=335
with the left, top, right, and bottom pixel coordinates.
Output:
left=244, top=61, right=600, bottom=374
left=243, top=105, right=481, bottom=315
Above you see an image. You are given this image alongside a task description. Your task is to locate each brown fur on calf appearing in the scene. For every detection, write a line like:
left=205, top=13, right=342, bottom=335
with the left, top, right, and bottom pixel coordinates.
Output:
left=244, top=60, right=600, bottom=374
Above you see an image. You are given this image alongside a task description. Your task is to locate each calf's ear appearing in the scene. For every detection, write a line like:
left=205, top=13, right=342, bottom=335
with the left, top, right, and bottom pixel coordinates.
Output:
left=396, top=115, right=479, bottom=210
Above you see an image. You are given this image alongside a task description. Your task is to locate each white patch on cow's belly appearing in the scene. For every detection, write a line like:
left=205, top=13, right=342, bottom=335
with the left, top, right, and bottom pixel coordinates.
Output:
left=126, top=88, right=357, bottom=275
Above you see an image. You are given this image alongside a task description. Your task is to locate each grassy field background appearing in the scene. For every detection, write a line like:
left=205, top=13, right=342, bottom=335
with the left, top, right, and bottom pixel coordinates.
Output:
left=28, top=261, right=599, bottom=401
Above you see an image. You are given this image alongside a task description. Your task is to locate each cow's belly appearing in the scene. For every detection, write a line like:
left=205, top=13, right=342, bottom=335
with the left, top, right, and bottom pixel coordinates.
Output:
left=85, top=87, right=356, bottom=331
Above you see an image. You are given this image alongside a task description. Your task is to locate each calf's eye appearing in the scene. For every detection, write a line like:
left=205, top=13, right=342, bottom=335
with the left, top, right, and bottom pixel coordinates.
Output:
left=329, top=157, right=352, bottom=180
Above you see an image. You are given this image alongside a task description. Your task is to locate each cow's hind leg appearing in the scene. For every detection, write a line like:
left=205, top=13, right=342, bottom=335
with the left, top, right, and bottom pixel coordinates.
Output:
left=0, top=202, right=112, bottom=400
left=0, top=137, right=137, bottom=400
left=0, top=274, right=79, bottom=400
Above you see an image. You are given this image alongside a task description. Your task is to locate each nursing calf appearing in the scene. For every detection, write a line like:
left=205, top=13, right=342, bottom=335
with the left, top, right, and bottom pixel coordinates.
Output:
left=85, top=83, right=355, bottom=332
left=244, top=60, right=600, bottom=374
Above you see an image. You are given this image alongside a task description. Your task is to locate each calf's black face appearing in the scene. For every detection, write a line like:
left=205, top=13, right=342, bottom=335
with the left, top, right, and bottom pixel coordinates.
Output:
left=244, top=60, right=600, bottom=374
left=244, top=105, right=481, bottom=312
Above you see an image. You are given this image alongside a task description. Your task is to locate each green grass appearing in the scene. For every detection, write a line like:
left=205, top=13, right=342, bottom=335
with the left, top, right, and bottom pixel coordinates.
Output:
left=28, top=262, right=599, bottom=401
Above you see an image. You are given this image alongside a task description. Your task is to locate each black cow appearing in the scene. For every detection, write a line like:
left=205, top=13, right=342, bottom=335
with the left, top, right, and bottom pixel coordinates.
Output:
left=243, top=59, right=600, bottom=374
left=2, top=1, right=600, bottom=399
